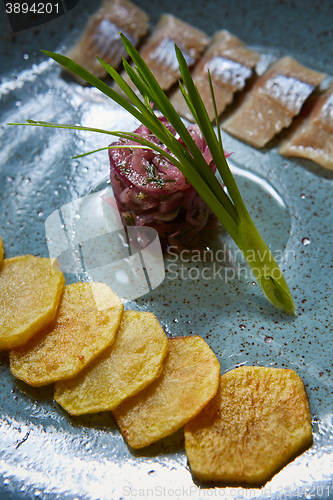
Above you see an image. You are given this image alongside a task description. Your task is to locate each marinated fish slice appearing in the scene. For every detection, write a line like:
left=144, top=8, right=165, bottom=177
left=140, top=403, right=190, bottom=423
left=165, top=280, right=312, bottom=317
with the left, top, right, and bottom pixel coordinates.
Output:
left=185, top=366, right=313, bottom=484
left=0, top=255, right=65, bottom=351
left=9, top=282, right=123, bottom=386
left=279, top=83, right=333, bottom=170
left=65, top=0, right=149, bottom=83
left=222, top=56, right=326, bottom=148
left=54, top=311, right=168, bottom=415
left=113, top=336, right=220, bottom=449
left=170, top=30, right=260, bottom=122
left=115, top=14, right=210, bottom=93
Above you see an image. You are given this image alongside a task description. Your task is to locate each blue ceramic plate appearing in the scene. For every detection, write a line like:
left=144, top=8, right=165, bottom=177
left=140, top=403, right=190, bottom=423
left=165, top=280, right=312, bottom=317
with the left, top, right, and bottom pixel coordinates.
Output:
left=1, top=1, right=333, bottom=498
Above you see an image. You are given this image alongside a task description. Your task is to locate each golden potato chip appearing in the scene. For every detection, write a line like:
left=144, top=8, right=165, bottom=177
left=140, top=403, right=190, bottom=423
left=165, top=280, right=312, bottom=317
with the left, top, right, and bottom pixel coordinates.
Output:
left=113, top=336, right=220, bottom=449
left=185, top=366, right=313, bottom=484
left=0, top=236, right=4, bottom=268
left=10, top=282, right=123, bottom=386
left=54, top=311, right=168, bottom=415
left=0, top=255, right=65, bottom=350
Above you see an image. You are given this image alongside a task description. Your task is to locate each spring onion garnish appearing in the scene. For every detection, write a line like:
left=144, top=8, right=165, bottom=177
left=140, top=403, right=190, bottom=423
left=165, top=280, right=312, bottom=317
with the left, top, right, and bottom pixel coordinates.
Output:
left=8, top=34, right=296, bottom=315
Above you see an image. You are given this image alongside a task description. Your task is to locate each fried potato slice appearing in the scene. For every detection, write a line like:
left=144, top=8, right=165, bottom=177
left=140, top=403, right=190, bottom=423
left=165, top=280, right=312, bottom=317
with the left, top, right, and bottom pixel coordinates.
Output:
left=0, top=255, right=65, bottom=350
left=185, top=366, right=313, bottom=484
left=113, top=336, right=220, bottom=449
left=0, top=236, right=4, bottom=268
left=10, top=282, right=123, bottom=386
left=54, top=311, right=168, bottom=415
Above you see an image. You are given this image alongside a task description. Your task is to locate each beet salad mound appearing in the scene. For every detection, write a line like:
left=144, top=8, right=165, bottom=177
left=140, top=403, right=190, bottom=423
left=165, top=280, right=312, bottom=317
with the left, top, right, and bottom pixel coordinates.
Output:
left=109, top=117, right=230, bottom=248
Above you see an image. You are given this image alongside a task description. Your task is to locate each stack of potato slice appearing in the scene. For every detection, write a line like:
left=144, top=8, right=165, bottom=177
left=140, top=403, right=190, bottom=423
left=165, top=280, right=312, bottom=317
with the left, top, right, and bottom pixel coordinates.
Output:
left=0, top=247, right=221, bottom=451
left=0, top=241, right=313, bottom=485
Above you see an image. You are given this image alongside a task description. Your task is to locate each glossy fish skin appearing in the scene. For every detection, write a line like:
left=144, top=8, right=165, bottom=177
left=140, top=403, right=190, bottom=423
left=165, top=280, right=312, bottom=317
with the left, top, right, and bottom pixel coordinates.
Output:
left=279, top=83, right=333, bottom=171
left=222, top=56, right=326, bottom=148
left=65, top=0, right=149, bottom=83
left=115, top=14, right=210, bottom=93
left=170, top=30, right=260, bottom=122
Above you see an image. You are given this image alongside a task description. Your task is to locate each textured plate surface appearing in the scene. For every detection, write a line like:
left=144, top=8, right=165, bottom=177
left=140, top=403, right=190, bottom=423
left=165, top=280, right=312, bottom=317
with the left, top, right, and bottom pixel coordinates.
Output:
left=0, top=0, right=333, bottom=499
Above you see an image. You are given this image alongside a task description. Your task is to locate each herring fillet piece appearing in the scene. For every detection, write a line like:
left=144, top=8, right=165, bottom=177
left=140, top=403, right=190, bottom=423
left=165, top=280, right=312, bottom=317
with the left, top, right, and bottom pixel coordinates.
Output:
left=65, top=0, right=149, bottom=83
left=170, top=30, right=260, bottom=122
left=279, top=83, right=333, bottom=171
left=222, top=56, right=326, bottom=148
left=113, top=14, right=210, bottom=94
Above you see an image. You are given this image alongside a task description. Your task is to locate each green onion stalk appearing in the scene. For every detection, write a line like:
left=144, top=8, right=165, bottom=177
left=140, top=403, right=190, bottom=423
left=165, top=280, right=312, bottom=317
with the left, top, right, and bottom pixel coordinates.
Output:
left=9, top=34, right=296, bottom=315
